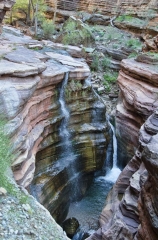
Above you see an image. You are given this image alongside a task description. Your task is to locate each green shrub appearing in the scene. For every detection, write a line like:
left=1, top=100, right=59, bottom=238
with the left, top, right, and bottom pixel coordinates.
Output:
left=116, top=15, right=132, bottom=22
left=42, top=20, right=55, bottom=39
left=102, top=56, right=111, bottom=70
left=90, top=54, right=99, bottom=71
left=128, top=52, right=138, bottom=58
left=103, top=71, right=118, bottom=83
left=62, top=27, right=93, bottom=46
left=63, top=20, right=77, bottom=32
left=0, top=117, right=29, bottom=203
left=125, top=38, right=142, bottom=49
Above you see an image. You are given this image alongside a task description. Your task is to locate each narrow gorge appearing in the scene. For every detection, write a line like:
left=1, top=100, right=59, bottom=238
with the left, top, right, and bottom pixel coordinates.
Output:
left=0, top=1, right=158, bottom=240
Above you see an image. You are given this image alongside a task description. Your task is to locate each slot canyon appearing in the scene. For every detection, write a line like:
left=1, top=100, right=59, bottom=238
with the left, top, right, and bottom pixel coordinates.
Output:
left=0, top=1, right=158, bottom=240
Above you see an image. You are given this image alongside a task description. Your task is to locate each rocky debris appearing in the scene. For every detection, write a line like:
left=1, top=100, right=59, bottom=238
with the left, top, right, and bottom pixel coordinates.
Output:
left=142, top=34, right=158, bottom=52
left=0, top=193, right=69, bottom=239
left=28, top=44, right=43, bottom=50
left=87, top=14, right=110, bottom=25
left=0, top=187, right=7, bottom=195
left=136, top=53, right=158, bottom=65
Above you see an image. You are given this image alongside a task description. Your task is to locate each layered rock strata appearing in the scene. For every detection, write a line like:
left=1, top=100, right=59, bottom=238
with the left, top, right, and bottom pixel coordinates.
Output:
left=46, top=0, right=158, bottom=15
left=0, top=30, right=109, bottom=226
left=116, top=58, right=158, bottom=167
left=88, top=106, right=158, bottom=240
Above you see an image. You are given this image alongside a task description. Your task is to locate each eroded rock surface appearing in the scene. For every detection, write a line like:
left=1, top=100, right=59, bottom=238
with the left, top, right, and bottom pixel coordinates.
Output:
left=116, top=58, right=158, bottom=167
left=0, top=29, right=109, bottom=228
left=46, top=0, right=158, bottom=15
left=88, top=110, right=158, bottom=240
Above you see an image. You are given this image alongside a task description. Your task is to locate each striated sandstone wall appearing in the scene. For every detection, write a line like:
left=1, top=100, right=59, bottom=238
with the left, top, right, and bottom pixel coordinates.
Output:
left=116, top=58, right=158, bottom=167
left=46, top=0, right=158, bottom=15
left=0, top=33, right=109, bottom=225
left=88, top=57, right=158, bottom=240
left=88, top=110, right=158, bottom=240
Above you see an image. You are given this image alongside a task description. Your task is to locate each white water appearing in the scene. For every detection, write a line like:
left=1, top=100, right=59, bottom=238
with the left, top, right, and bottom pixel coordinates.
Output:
left=101, top=118, right=121, bottom=183
left=59, top=71, right=70, bottom=141
left=85, top=77, right=121, bottom=183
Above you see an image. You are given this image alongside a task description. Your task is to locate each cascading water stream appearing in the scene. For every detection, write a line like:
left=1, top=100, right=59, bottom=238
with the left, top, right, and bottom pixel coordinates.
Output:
left=52, top=71, right=78, bottom=181
left=68, top=79, right=121, bottom=239
left=104, top=118, right=121, bottom=183
left=59, top=71, right=71, bottom=147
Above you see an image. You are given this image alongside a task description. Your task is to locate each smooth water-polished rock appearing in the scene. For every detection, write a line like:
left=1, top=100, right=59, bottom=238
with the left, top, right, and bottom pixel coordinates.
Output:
left=63, top=217, right=79, bottom=238
left=89, top=111, right=158, bottom=240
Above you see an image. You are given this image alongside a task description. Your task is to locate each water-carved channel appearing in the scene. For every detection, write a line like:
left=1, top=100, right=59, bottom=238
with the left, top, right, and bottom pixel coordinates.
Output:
left=29, top=73, right=120, bottom=239
left=67, top=116, right=121, bottom=238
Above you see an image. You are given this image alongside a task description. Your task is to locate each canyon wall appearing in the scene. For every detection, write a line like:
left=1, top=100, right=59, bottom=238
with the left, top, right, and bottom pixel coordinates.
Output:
left=116, top=58, right=158, bottom=167
left=0, top=32, right=109, bottom=225
left=46, top=0, right=158, bottom=15
left=88, top=57, right=158, bottom=239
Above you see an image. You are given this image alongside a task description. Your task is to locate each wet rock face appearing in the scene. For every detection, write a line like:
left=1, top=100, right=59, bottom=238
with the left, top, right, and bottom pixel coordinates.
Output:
left=0, top=0, right=15, bottom=32
left=0, top=31, right=109, bottom=226
left=116, top=58, right=158, bottom=167
left=87, top=58, right=158, bottom=240
left=88, top=111, right=158, bottom=240
left=30, top=78, right=109, bottom=224
left=63, top=217, right=79, bottom=238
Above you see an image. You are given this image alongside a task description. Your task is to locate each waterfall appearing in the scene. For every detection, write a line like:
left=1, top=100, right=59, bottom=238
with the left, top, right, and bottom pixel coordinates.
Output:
left=104, top=118, right=121, bottom=183
left=58, top=72, right=80, bottom=200
left=85, top=76, right=121, bottom=183
left=59, top=71, right=71, bottom=145
left=53, top=71, right=77, bottom=172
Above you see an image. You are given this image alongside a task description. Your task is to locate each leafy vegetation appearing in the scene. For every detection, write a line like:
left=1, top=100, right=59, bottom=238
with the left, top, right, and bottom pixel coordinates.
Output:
left=61, top=17, right=94, bottom=46
left=65, top=79, right=83, bottom=99
left=62, top=26, right=93, bottom=46
left=9, top=0, right=51, bottom=36
left=41, top=20, right=55, bottom=39
left=90, top=54, right=99, bottom=71
left=103, top=71, right=118, bottom=92
left=116, top=15, right=148, bottom=28
left=0, top=118, right=13, bottom=190
left=125, top=38, right=142, bottom=49
left=0, top=117, right=29, bottom=203
left=101, top=56, right=111, bottom=70
left=128, top=52, right=138, bottom=58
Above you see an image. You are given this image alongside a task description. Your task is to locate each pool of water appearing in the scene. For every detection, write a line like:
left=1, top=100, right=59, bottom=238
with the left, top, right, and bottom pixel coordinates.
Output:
left=67, top=175, right=114, bottom=235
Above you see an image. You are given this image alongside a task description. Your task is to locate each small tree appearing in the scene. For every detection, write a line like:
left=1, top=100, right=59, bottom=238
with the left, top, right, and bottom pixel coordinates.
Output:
left=53, top=0, right=58, bottom=24
left=10, top=0, right=28, bottom=25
